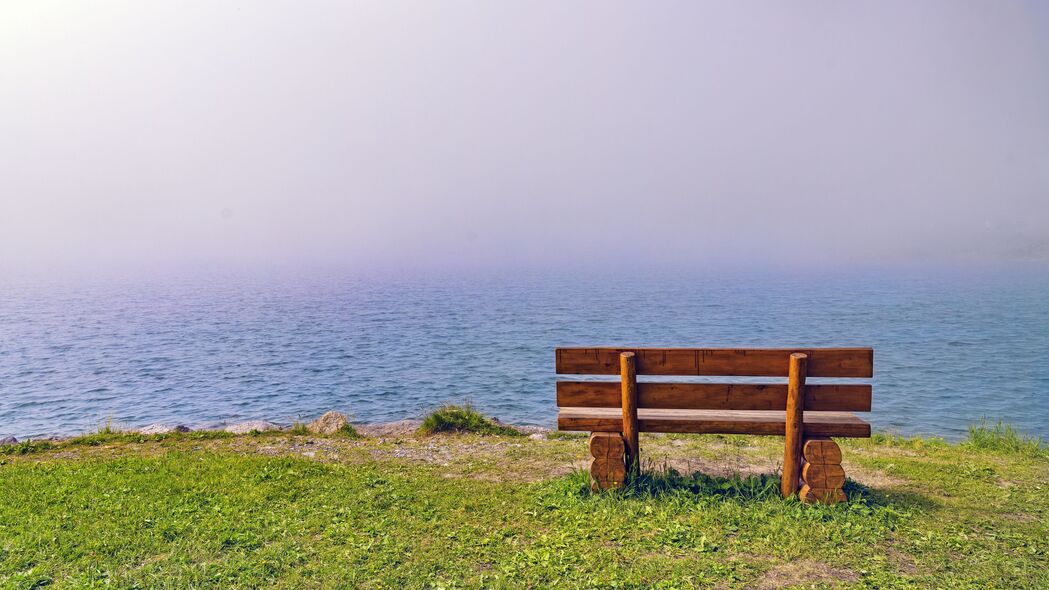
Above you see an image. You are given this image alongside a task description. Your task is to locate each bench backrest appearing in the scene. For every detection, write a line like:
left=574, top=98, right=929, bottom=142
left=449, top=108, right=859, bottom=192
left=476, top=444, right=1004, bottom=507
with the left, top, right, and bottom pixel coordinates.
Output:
left=555, top=347, right=873, bottom=413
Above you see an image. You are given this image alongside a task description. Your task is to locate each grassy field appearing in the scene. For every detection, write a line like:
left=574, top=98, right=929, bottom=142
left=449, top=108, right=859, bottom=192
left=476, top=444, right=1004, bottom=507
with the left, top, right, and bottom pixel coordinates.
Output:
left=1, top=421, right=1046, bottom=589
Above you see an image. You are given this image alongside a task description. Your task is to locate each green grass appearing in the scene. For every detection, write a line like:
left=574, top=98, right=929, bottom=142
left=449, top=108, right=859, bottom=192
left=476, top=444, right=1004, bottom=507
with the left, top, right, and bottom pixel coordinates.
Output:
left=419, top=404, right=521, bottom=436
left=336, top=423, right=362, bottom=439
left=965, top=420, right=1047, bottom=458
left=0, top=430, right=232, bottom=457
left=1, top=427, right=1047, bottom=589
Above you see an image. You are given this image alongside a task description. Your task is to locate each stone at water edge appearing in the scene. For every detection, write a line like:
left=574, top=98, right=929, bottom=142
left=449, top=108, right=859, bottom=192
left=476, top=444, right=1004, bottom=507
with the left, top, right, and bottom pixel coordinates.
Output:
left=1, top=436, right=17, bottom=445
left=307, top=411, right=350, bottom=435
left=138, top=424, right=191, bottom=435
left=224, top=420, right=281, bottom=434
left=515, top=424, right=550, bottom=435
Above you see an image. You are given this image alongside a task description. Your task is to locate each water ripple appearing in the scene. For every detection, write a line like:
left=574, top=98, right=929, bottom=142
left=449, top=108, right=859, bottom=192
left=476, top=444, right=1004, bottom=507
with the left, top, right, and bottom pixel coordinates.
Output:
left=1, top=269, right=1048, bottom=440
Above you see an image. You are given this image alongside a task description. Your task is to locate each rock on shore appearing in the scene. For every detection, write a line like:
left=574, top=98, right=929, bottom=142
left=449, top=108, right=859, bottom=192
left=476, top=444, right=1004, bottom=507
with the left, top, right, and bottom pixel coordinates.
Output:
left=139, top=424, right=191, bottom=435
left=307, top=411, right=350, bottom=435
left=225, top=420, right=281, bottom=434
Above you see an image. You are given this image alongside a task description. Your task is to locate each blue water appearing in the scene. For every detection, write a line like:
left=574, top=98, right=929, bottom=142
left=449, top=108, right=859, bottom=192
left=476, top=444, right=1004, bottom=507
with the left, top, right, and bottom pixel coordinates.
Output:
left=2, top=268, right=1047, bottom=441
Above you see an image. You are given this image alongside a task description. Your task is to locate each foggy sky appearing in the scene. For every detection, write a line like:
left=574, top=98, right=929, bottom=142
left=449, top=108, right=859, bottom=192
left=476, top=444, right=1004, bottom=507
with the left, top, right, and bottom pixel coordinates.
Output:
left=2, top=1, right=1048, bottom=274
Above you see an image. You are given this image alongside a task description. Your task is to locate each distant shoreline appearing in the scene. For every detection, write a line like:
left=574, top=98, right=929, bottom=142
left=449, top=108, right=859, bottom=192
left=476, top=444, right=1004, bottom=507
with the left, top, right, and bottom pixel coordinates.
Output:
left=4, top=414, right=1044, bottom=448
left=2, top=415, right=553, bottom=444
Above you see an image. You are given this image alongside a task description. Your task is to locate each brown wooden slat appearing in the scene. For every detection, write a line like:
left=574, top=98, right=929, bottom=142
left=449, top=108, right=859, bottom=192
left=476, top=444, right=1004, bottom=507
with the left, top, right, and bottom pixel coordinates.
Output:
left=557, top=407, right=872, bottom=438
left=556, top=347, right=873, bottom=378
left=556, top=382, right=872, bottom=412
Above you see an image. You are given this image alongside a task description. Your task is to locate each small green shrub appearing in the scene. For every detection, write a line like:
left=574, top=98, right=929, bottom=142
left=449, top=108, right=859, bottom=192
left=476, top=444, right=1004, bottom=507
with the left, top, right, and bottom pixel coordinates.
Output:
left=965, top=420, right=1045, bottom=457
left=290, top=422, right=309, bottom=435
left=0, top=440, right=56, bottom=456
left=58, top=419, right=128, bottom=446
left=419, top=404, right=520, bottom=436
left=66, top=432, right=128, bottom=446
left=335, top=423, right=361, bottom=439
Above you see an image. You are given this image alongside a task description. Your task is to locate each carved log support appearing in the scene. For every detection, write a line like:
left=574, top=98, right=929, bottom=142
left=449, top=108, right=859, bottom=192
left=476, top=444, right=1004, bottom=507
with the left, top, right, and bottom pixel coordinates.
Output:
left=799, top=436, right=847, bottom=504
left=589, top=432, right=627, bottom=491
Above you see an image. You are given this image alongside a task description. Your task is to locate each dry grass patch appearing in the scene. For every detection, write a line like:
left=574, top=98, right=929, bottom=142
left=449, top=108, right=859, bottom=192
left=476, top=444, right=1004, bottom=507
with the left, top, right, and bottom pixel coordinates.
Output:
left=753, top=559, right=859, bottom=589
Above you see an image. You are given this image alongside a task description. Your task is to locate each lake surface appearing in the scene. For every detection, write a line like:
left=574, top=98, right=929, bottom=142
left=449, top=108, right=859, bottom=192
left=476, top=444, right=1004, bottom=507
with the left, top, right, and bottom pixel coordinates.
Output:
left=2, top=268, right=1047, bottom=441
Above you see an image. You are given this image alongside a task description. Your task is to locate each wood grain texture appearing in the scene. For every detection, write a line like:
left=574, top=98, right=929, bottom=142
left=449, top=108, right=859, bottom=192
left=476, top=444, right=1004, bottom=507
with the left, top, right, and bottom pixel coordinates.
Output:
left=589, top=457, right=627, bottom=490
left=588, top=432, right=625, bottom=459
left=589, top=432, right=627, bottom=490
left=556, top=382, right=871, bottom=412
left=557, top=408, right=871, bottom=437
left=802, top=462, right=846, bottom=489
left=782, top=353, right=807, bottom=498
left=620, top=352, right=640, bottom=475
left=802, top=437, right=843, bottom=465
left=556, top=347, right=873, bottom=378
left=799, top=485, right=847, bottom=505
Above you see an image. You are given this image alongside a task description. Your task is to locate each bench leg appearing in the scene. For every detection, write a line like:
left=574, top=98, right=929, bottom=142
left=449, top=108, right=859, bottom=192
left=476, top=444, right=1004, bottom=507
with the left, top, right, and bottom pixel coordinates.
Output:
left=588, top=432, right=627, bottom=491
left=799, top=437, right=847, bottom=504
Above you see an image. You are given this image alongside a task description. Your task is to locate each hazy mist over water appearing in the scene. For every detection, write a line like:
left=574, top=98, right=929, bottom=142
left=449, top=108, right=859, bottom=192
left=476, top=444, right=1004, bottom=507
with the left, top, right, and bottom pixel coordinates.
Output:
left=3, top=1, right=1049, bottom=274
left=2, top=3, right=1049, bottom=440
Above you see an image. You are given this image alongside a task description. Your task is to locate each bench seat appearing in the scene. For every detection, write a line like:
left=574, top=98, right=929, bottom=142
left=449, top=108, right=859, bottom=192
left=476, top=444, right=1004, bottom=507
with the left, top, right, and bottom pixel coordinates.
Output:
left=558, top=407, right=871, bottom=438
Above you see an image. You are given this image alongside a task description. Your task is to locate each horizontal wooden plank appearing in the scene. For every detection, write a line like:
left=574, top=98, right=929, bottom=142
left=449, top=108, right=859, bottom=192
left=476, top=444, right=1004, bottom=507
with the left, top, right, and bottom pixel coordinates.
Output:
left=557, top=381, right=871, bottom=412
left=557, top=407, right=872, bottom=438
left=556, top=347, right=873, bottom=378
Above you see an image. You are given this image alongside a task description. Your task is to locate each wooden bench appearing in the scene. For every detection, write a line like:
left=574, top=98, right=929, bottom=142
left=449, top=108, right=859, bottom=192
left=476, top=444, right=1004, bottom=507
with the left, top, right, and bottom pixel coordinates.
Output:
left=555, top=347, right=873, bottom=503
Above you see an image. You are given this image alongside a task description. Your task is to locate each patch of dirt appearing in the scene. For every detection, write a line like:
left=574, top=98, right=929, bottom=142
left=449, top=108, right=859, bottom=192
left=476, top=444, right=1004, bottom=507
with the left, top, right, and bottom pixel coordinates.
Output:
left=639, top=443, right=781, bottom=479
left=842, top=464, right=909, bottom=488
left=886, top=545, right=919, bottom=575
left=851, top=446, right=924, bottom=459
left=645, top=455, right=775, bottom=479
left=370, top=443, right=454, bottom=466
left=218, top=436, right=368, bottom=464
left=357, top=436, right=583, bottom=482
left=753, top=559, right=859, bottom=590
left=449, top=456, right=586, bottom=483
left=38, top=450, right=89, bottom=461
